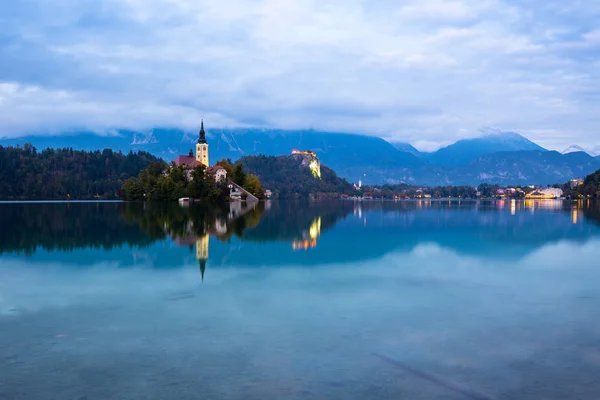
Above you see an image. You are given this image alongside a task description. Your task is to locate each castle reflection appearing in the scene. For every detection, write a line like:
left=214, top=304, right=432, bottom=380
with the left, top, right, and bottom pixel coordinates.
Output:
left=2, top=199, right=600, bottom=279
left=292, top=217, right=321, bottom=251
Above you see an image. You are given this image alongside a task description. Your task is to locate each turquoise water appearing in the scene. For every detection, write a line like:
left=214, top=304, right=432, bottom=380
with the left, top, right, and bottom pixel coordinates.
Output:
left=2, top=200, right=600, bottom=399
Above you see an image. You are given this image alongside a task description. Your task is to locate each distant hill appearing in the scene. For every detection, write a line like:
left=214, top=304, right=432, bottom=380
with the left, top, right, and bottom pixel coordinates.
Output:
left=562, top=144, right=597, bottom=157
left=0, top=129, right=423, bottom=184
left=2, top=129, right=594, bottom=186
left=459, top=150, right=599, bottom=186
left=240, top=154, right=354, bottom=197
left=426, top=132, right=547, bottom=166
left=390, top=142, right=422, bottom=157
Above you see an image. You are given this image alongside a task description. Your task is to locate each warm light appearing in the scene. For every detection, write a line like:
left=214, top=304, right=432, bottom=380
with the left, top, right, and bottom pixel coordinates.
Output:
left=292, top=217, right=321, bottom=251
left=196, top=234, right=209, bottom=261
left=309, top=159, right=321, bottom=179
left=292, top=149, right=317, bottom=157
left=309, top=217, right=322, bottom=240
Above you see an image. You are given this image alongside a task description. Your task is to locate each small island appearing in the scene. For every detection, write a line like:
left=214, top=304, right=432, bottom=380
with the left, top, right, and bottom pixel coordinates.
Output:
left=120, top=121, right=264, bottom=203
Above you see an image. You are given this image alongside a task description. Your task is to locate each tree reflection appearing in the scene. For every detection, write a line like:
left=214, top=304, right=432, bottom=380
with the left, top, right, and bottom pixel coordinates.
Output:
left=0, top=202, right=156, bottom=255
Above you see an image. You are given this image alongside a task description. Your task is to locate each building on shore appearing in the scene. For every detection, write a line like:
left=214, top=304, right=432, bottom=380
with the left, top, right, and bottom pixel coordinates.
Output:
left=525, top=187, right=563, bottom=199
left=570, top=178, right=584, bottom=189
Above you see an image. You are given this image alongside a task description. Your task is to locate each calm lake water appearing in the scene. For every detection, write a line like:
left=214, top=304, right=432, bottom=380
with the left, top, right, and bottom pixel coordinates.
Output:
left=2, top=200, right=600, bottom=399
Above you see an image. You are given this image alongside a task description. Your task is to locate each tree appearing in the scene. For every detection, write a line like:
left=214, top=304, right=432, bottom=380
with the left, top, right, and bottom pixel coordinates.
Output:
left=231, top=162, right=246, bottom=186
left=0, top=144, right=159, bottom=200
left=244, top=174, right=264, bottom=198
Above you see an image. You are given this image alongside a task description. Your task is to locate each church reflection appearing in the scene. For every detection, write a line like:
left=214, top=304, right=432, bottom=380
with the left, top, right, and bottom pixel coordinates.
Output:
left=171, top=201, right=263, bottom=281
left=3, top=199, right=600, bottom=274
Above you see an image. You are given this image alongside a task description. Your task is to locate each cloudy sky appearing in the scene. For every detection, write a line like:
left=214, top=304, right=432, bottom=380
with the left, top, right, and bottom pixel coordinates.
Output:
left=1, top=0, right=599, bottom=151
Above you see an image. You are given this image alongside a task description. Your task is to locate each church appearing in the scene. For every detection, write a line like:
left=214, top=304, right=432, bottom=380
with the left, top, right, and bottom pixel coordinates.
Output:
left=174, top=121, right=227, bottom=183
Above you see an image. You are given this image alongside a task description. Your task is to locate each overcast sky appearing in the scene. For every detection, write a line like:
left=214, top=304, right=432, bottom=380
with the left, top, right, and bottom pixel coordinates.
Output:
left=1, top=0, right=599, bottom=151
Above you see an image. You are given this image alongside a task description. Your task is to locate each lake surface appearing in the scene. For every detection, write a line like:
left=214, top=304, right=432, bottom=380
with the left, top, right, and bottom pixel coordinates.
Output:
left=2, top=199, right=600, bottom=399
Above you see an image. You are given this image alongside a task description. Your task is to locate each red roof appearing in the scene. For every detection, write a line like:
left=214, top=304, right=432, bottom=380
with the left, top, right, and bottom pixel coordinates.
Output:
left=205, top=165, right=226, bottom=175
left=174, top=155, right=200, bottom=168
left=174, top=236, right=198, bottom=246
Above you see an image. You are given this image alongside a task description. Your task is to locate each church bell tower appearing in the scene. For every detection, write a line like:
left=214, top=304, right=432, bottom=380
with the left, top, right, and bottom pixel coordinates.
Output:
left=196, top=234, right=209, bottom=282
left=196, top=120, right=209, bottom=167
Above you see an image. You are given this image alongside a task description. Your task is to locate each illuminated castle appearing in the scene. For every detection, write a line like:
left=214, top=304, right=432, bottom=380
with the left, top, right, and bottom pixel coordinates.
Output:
left=291, top=149, right=321, bottom=179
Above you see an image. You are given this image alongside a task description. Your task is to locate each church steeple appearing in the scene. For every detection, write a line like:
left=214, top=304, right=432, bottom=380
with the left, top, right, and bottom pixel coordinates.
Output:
left=195, top=120, right=209, bottom=167
left=199, top=259, right=206, bottom=282
left=198, top=120, right=207, bottom=144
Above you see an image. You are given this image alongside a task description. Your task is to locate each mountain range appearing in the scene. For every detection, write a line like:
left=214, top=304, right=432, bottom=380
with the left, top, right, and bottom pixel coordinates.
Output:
left=561, top=144, right=598, bottom=157
left=2, top=128, right=598, bottom=186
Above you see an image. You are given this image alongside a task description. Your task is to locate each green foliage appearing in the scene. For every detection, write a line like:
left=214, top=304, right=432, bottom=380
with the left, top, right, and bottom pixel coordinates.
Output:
left=231, top=162, right=246, bottom=186
left=216, top=158, right=264, bottom=198
left=240, top=155, right=354, bottom=198
left=575, top=168, right=600, bottom=198
left=120, top=162, right=230, bottom=203
left=0, top=144, right=159, bottom=200
left=244, top=174, right=264, bottom=198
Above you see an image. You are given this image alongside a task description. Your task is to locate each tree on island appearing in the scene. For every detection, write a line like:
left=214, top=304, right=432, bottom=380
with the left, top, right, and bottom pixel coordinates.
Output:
left=120, top=158, right=264, bottom=202
left=216, top=158, right=265, bottom=199
left=120, top=162, right=229, bottom=202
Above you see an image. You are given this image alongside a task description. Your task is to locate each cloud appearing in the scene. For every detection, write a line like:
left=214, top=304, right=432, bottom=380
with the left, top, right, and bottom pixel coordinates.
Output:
left=0, top=0, right=599, bottom=150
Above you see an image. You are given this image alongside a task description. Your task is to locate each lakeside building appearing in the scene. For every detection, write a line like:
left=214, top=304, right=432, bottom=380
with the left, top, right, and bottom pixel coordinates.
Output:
left=570, top=178, right=584, bottom=189
left=525, top=187, right=563, bottom=199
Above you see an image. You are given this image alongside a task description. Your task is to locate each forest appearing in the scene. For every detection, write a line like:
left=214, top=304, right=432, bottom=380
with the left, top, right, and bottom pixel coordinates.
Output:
left=0, top=144, right=159, bottom=200
left=575, top=168, right=600, bottom=198
left=240, top=155, right=355, bottom=198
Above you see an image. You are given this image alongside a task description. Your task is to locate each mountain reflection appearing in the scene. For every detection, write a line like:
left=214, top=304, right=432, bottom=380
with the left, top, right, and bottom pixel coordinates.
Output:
left=1, top=200, right=600, bottom=275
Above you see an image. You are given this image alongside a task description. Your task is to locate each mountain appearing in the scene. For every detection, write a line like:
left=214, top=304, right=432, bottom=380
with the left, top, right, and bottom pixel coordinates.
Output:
left=390, top=142, right=422, bottom=157
left=426, top=132, right=547, bottom=166
left=458, top=150, right=599, bottom=186
left=0, top=129, right=423, bottom=185
left=562, top=144, right=597, bottom=157
left=2, top=128, right=595, bottom=186
left=241, top=154, right=354, bottom=197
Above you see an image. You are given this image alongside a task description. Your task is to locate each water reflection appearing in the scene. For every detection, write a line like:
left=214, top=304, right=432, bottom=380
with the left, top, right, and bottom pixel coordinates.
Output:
left=1, top=200, right=600, bottom=273
left=3, top=200, right=600, bottom=399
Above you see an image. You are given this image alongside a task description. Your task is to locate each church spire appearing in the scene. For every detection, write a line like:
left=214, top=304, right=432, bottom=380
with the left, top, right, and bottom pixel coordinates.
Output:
left=198, top=120, right=207, bottom=144
left=199, top=259, right=206, bottom=282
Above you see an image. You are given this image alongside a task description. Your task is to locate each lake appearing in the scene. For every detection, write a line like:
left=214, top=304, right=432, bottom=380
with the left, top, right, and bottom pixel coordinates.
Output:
left=2, top=199, right=600, bottom=399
